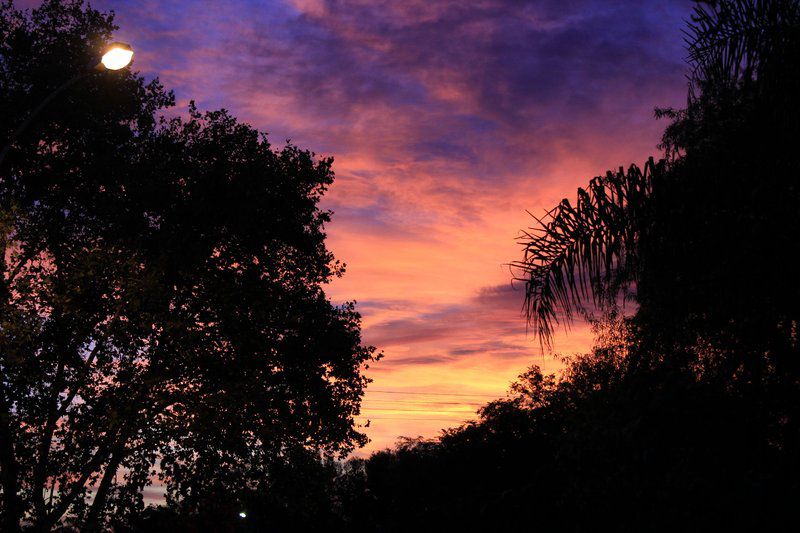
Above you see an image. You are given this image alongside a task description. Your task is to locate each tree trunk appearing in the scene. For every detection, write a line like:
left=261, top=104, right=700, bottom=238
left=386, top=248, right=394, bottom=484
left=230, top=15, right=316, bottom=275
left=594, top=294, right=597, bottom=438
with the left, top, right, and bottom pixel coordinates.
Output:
left=83, top=443, right=126, bottom=533
left=0, top=386, right=22, bottom=533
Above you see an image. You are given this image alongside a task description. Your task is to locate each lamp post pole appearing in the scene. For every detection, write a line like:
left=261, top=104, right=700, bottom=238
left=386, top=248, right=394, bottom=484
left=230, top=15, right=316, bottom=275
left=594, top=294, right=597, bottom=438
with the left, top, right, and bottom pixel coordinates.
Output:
left=0, top=41, right=134, bottom=533
left=0, top=42, right=134, bottom=169
left=0, top=72, right=88, bottom=169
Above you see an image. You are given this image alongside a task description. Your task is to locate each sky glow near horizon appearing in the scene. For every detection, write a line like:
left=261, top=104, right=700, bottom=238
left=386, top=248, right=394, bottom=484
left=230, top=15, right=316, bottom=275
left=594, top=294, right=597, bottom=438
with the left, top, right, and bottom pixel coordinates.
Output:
left=64, top=0, right=691, bottom=453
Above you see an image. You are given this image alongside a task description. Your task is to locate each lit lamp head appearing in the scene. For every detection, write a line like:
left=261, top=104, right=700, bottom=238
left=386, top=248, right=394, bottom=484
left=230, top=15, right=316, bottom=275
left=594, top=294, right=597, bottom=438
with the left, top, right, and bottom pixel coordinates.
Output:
left=99, top=42, right=134, bottom=70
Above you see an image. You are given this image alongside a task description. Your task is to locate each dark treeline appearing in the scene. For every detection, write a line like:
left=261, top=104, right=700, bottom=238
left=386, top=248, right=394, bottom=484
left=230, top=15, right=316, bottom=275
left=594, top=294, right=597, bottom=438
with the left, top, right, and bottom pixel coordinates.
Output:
left=3, top=0, right=800, bottom=531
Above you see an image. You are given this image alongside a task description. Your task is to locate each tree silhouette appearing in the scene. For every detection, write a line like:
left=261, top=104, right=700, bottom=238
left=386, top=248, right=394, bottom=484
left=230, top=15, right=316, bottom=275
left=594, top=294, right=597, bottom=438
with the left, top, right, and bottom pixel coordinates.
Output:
left=0, top=2, right=377, bottom=530
left=513, top=0, right=800, bottom=352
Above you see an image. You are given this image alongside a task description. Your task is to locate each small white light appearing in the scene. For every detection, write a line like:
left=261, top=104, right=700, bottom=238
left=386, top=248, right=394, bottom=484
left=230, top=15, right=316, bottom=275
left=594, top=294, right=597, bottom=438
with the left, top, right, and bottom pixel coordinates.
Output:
left=100, top=43, right=134, bottom=70
left=238, top=512, right=247, bottom=519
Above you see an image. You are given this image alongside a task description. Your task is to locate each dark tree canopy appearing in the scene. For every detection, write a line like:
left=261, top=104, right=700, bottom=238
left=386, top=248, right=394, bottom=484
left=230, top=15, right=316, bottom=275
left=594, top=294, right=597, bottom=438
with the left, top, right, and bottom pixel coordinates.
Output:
left=0, top=1, right=377, bottom=530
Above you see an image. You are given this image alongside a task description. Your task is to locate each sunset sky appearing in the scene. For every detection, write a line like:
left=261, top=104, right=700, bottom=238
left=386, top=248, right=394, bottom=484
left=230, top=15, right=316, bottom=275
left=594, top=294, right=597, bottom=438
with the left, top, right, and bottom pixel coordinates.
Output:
left=77, top=0, right=692, bottom=452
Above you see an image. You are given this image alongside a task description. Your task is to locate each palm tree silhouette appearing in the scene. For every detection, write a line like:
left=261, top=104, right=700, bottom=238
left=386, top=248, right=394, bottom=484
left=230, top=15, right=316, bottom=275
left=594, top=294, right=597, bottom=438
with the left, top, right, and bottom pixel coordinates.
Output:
left=513, top=0, right=800, bottom=349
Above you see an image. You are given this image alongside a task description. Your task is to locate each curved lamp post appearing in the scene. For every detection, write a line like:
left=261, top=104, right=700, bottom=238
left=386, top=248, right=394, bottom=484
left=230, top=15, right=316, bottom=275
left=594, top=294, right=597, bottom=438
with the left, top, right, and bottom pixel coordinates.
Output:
left=0, top=42, right=134, bottom=168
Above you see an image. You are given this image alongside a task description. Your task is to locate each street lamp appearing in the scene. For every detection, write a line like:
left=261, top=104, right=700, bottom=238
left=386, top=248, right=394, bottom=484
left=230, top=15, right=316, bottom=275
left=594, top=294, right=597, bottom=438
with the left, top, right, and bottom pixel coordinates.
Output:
left=100, top=42, right=134, bottom=71
left=0, top=42, right=134, bottom=167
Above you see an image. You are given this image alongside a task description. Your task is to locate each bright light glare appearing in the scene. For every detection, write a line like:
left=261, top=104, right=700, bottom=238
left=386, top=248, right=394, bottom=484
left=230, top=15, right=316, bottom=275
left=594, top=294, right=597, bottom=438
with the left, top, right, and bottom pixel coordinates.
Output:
left=101, top=44, right=133, bottom=70
left=238, top=512, right=247, bottom=519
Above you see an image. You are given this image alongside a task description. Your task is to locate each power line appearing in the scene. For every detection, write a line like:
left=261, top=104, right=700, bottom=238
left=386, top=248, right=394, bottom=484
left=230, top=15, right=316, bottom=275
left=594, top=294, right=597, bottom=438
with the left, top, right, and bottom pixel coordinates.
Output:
left=356, top=416, right=473, bottom=422
left=361, top=408, right=476, bottom=413
left=364, top=399, right=484, bottom=406
left=367, top=389, right=504, bottom=399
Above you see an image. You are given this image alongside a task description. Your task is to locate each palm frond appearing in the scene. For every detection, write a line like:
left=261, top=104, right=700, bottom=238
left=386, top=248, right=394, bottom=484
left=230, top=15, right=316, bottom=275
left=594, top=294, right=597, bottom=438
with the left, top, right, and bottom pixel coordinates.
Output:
left=512, top=158, right=664, bottom=348
left=686, top=0, right=800, bottom=90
